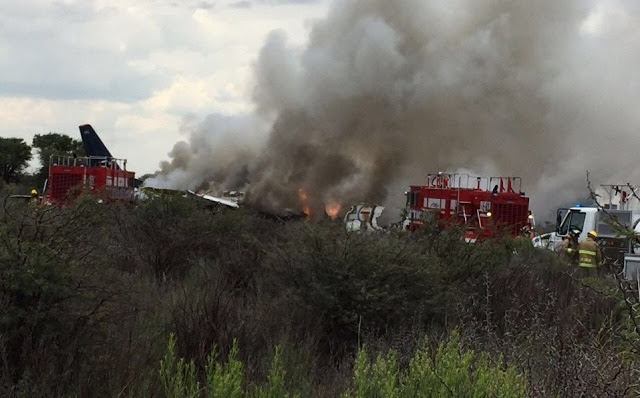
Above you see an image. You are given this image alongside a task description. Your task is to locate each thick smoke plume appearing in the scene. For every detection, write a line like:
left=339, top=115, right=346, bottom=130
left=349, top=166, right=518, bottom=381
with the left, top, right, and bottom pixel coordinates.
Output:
left=147, top=0, right=640, bottom=218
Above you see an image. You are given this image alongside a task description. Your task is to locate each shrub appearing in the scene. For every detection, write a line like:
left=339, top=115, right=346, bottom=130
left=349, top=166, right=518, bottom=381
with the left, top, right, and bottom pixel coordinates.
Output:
left=1, top=194, right=638, bottom=397
left=159, top=332, right=527, bottom=398
left=266, top=222, right=442, bottom=345
left=159, top=336, right=292, bottom=398
left=205, top=340, right=243, bottom=398
left=160, top=334, right=201, bottom=398
left=344, top=332, right=526, bottom=398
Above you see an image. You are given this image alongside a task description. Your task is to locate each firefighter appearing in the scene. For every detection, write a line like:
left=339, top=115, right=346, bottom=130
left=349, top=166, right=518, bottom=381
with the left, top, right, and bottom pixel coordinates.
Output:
left=578, top=230, right=602, bottom=276
left=559, top=232, right=578, bottom=265
left=559, top=235, right=573, bottom=261
left=513, top=226, right=533, bottom=255
left=28, top=188, right=39, bottom=206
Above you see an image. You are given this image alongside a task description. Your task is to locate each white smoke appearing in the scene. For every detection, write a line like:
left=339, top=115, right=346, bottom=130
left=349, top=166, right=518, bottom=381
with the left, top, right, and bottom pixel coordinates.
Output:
left=147, top=113, right=268, bottom=191
left=148, top=0, right=640, bottom=218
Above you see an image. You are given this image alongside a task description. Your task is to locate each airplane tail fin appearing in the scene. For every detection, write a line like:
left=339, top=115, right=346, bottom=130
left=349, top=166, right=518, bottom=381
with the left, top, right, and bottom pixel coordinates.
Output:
left=78, top=124, right=117, bottom=167
left=79, top=124, right=114, bottom=158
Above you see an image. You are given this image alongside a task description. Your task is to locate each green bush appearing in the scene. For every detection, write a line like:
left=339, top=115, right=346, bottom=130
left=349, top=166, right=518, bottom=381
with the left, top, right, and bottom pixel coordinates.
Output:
left=267, top=222, right=444, bottom=342
left=253, top=346, right=290, bottom=398
left=159, top=336, right=292, bottom=398
left=159, top=333, right=526, bottom=398
left=160, top=334, right=201, bottom=398
left=205, top=340, right=243, bottom=398
left=344, top=332, right=526, bottom=398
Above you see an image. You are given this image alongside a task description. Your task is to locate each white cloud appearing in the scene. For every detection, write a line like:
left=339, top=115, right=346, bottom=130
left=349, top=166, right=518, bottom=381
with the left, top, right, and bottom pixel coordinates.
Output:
left=0, top=0, right=329, bottom=175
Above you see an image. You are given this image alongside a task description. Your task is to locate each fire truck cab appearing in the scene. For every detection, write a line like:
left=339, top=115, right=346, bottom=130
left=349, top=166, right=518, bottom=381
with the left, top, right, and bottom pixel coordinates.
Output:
left=403, top=173, right=533, bottom=242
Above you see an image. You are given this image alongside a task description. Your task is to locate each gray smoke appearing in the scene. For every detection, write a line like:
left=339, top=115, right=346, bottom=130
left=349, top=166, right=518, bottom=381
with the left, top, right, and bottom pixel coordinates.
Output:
left=147, top=0, right=640, bottom=218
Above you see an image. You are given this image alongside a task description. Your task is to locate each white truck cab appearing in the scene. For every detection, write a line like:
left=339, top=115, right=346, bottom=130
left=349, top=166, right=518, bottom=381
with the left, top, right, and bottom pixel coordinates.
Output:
left=533, top=207, right=597, bottom=250
left=533, top=206, right=638, bottom=259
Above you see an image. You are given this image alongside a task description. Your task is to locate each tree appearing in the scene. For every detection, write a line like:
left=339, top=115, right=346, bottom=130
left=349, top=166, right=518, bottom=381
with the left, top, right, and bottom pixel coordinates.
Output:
left=0, top=137, right=32, bottom=184
left=32, top=133, right=84, bottom=186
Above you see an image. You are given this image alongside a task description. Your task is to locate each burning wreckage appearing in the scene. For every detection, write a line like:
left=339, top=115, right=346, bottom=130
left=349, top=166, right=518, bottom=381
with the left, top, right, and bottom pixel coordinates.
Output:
left=107, top=0, right=640, bottom=241
left=38, top=125, right=533, bottom=239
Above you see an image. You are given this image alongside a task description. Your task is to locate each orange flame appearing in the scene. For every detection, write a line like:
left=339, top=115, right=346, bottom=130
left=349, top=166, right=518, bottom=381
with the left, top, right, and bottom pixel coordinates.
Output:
left=325, top=201, right=341, bottom=219
left=298, top=188, right=312, bottom=217
left=297, top=188, right=309, bottom=202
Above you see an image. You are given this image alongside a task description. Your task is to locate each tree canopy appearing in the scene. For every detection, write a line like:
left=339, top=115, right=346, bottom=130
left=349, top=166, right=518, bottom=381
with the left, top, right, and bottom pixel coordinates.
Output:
left=0, top=137, right=32, bottom=184
left=32, top=133, right=84, bottom=186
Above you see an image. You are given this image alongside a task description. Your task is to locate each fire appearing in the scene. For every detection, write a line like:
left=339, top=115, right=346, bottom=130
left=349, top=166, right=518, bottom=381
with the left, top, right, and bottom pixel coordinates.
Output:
left=298, top=188, right=341, bottom=219
left=325, top=201, right=341, bottom=219
left=297, top=188, right=309, bottom=202
left=298, top=188, right=312, bottom=217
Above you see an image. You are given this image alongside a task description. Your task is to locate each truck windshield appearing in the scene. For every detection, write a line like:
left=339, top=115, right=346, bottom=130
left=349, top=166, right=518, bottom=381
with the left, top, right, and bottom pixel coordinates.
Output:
left=559, top=211, right=586, bottom=235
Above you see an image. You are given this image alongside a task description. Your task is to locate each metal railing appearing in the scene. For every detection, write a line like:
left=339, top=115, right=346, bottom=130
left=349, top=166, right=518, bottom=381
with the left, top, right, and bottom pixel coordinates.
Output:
left=426, top=172, right=523, bottom=193
left=49, top=155, right=128, bottom=171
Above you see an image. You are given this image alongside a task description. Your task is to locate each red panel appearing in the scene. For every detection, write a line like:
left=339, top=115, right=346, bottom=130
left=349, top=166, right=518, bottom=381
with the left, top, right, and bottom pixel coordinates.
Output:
left=406, top=182, right=530, bottom=239
left=48, top=164, right=135, bottom=204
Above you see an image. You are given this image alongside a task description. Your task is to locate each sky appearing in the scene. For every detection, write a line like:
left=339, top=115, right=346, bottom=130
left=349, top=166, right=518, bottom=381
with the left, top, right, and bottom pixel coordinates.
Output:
left=2, top=0, right=639, bottom=220
left=0, top=0, right=329, bottom=175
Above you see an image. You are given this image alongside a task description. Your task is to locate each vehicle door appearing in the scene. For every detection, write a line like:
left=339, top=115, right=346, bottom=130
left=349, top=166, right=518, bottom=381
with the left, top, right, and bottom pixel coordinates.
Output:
left=554, top=210, right=586, bottom=249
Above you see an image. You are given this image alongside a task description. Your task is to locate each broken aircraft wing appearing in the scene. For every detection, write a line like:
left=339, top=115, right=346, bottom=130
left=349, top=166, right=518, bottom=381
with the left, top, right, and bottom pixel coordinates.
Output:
left=187, top=190, right=239, bottom=209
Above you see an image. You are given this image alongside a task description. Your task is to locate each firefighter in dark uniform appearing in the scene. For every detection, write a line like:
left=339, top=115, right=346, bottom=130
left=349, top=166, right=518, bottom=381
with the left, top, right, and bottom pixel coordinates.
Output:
left=578, top=230, right=602, bottom=277
left=559, top=236, right=575, bottom=264
left=558, top=229, right=579, bottom=266
left=513, top=226, right=533, bottom=255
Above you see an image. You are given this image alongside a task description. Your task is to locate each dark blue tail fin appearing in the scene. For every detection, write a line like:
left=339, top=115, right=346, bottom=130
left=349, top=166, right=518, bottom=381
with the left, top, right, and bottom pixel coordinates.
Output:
left=79, top=124, right=113, bottom=158
left=79, top=124, right=115, bottom=167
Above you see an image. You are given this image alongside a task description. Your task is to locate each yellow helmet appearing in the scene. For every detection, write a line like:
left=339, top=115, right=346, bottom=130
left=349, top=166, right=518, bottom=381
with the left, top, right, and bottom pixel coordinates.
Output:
left=588, top=230, right=597, bottom=238
left=30, top=189, right=38, bottom=195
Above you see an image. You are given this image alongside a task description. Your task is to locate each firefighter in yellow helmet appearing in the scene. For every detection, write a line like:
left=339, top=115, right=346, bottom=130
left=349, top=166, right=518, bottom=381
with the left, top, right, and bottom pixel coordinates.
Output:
left=29, top=188, right=39, bottom=205
left=578, top=230, right=602, bottom=276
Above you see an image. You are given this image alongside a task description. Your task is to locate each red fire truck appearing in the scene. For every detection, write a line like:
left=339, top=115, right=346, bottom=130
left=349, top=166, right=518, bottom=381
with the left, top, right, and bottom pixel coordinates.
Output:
left=44, top=124, right=136, bottom=204
left=404, top=172, right=533, bottom=241
left=46, top=156, right=135, bottom=203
